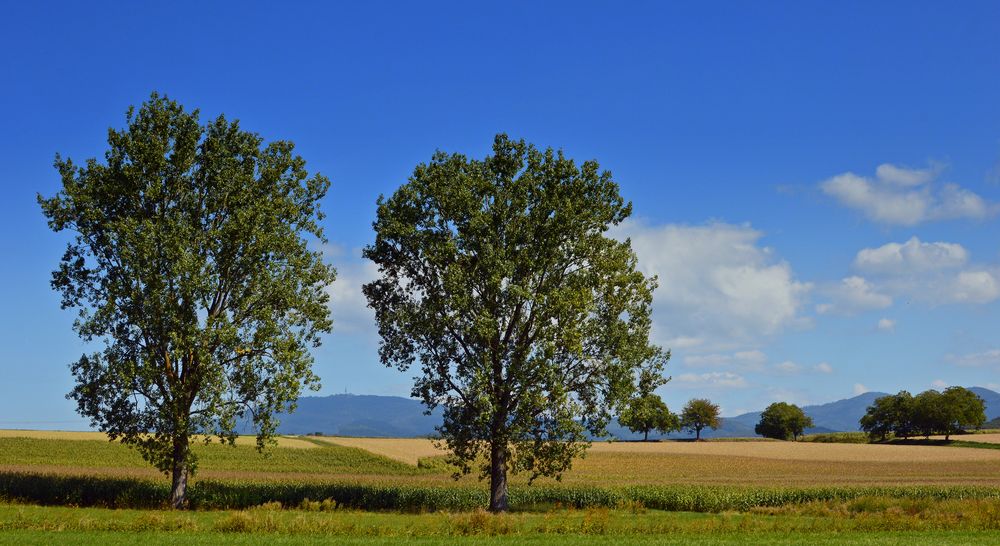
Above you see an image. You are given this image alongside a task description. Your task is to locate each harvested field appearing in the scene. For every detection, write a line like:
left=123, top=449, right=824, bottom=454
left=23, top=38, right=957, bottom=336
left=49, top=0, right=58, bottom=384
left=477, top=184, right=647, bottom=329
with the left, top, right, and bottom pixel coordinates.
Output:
left=310, top=437, right=1000, bottom=487
left=929, top=433, right=1000, bottom=444
left=315, top=436, right=447, bottom=465
left=6, top=432, right=1000, bottom=488
left=0, top=430, right=317, bottom=449
left=586, top=440, right=1000, bottom=462
left=317, top=437, right=1000, bottom=464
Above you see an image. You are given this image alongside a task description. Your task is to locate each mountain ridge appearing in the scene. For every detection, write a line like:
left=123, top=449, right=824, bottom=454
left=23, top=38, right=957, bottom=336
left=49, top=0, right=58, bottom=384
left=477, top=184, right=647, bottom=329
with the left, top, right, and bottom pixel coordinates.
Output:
left=258, top=387, right=1000, bottom=439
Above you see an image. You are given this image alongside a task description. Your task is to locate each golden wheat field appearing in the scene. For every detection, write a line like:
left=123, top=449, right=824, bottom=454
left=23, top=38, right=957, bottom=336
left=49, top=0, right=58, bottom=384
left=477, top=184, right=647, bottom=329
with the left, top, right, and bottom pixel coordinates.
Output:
left=5, top=431, right=1000, bottom=487
left=312, top=436, right=447, bottom=464
left=930, top=433, right=1000, bottom=444
left=316, top=436, right=1000, bottom=487
left=319, top=436, right=1000, bottom=463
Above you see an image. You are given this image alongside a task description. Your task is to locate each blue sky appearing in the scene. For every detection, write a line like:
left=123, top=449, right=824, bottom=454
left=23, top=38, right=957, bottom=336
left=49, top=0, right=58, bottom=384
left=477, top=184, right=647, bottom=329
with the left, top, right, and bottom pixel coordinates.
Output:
left=1, top=1, right=998, bottom=428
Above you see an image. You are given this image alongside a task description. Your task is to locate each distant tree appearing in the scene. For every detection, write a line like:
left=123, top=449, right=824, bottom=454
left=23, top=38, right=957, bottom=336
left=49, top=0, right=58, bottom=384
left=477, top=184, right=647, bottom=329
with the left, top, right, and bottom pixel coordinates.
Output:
left=619, top=394, right=680, bottom=441
left=755, top=402, right=813, bottom=441
left=363, top=134, right=667, bottom=512
left=939, top=386, right=986, bottom=440
left=859, top=391, right=914, bottom=441
left=681, top=398, right=721, bottom=440
left=912, top=390, right=947, bottom=439
left=38, top=93, right=336, bottom=508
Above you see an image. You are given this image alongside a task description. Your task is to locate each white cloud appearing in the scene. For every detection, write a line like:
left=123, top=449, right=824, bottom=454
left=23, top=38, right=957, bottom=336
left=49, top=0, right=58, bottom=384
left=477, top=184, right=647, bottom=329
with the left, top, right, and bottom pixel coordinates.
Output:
left=814, top=362, right=833, bottom=374
left=323, top=250, right=379, bottom=339
left=877, top=318, right=896, bottom=332
left=773, top=361, right=802, bottom=374
left=931, top=379, right=949, bottom=389
left=875, top=163, right=939, bottom=187
left=855, top=237, right=968, bottom=274
left=947, top=349, right=1000, bottom=368
left=853, top=383, right=868, bottom=395
left=849, top=239, right=1000, bottom=306
left=665, top=336, right=704, bottom=349
left=614, top=220, right=811, bottom=349
left=674, top=371, right=748, bottom=389
left=949, top=271, right=1000, bottom=303
left=815, top=276, right=892, bottom=315
left=820, top=164, right=996, bottom=226
left=684, top=350, right=767, bottom=371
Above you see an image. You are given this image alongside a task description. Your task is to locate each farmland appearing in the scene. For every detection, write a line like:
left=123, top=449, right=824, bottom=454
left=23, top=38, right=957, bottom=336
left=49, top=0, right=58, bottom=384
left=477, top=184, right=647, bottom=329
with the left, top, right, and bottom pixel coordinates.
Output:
left=3, top=430, right=1000, bottom=543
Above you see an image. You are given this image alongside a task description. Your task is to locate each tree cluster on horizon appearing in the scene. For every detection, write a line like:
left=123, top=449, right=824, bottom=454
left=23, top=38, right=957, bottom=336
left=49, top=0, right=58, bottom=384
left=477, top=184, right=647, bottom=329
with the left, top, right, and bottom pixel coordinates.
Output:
left=755, top=402, right=813, bottom=441
left=860, top=387, right=986, bottom=441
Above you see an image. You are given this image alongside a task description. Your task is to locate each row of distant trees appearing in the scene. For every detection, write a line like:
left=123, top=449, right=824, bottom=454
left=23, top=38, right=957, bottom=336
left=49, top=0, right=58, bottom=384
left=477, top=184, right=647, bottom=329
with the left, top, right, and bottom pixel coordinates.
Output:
left=860, top=387, right=986, bottom=441
left=618, top=395, right=721, bottom=441
left=617, top=392, right=812, bottom=442
left=620, top=386, right=988, bottom=443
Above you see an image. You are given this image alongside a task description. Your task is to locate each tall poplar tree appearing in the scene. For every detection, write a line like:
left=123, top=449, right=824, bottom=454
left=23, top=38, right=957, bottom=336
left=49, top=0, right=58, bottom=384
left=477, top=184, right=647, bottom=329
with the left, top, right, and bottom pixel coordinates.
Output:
left=363, top=134, right=666, bottom=512
left=39, top=93, right=336, bottom=508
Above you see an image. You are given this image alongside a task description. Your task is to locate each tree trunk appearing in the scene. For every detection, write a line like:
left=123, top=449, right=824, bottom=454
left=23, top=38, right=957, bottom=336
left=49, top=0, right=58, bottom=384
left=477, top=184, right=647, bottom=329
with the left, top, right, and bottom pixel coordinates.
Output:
left=644, top=430, right=649, bottom=442
left=170, top=436, right=189, bottom=509
left=488, top=442, right=509, bottom=513
left=695, top=426, right=701, bottom=440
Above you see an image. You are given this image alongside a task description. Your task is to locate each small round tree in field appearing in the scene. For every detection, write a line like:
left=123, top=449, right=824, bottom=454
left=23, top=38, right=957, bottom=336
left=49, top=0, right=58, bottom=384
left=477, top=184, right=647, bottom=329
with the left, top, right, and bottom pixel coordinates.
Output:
left=755, top=402, right=813, bottom=441
left=38, top=93, right=336, bottom=508
left=619, top=393, right=680, bottom=441
left=681, top=398, right=721, bottom=440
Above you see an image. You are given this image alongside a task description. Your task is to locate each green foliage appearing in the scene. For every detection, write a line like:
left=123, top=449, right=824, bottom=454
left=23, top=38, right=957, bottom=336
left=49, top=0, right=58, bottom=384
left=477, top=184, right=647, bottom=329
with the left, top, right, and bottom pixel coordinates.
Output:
left=37, top=93, right=336, bottom=506
left=754, top=402, right=813, bottom=441
left=618, top=394, right=679, bottom=441
left=861, top=387, right=986, bottom=441
left=680, top=399, right=721, bottom=440
left=860, top=391, right=915, bottom=441
left=363, top=134, right=665, bottom=510
left=9, top=501, right=1000, bottom=543
left=800, top=432, right=870, bottom=444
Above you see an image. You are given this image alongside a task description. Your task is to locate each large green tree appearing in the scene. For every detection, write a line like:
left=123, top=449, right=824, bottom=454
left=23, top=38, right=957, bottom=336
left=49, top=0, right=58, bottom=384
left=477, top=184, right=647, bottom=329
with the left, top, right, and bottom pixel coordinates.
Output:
left=38, top=93, right=336, bottom=508
left=754, top=402, right=813, bottom=441
left=680, top=398, right=721, bottom=440
left=363, top=134, right=666, bottom=512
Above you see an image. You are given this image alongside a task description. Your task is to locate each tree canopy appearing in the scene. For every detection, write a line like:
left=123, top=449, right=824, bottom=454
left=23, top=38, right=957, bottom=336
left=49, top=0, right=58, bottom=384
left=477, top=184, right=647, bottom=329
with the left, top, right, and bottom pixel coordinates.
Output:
left=619, top=390, right=679, bottom=441
left=38, top=93, right=336, bottom=508
left=754, top=402, right=813, bottom=441
left=680, top=398, right=721, bottom=440
left=860, top=387, right=985, bottom=441
left=363, top=134, right=666, bottom=512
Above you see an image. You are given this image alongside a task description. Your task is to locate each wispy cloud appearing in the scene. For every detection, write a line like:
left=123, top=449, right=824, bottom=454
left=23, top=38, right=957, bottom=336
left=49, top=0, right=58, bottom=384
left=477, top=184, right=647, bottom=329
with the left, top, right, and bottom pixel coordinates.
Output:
left=820, top=163, right=997, bottom=226
left=946, top=349, right=1000, bottom=368
left=877, top=318, right=896, bottom=332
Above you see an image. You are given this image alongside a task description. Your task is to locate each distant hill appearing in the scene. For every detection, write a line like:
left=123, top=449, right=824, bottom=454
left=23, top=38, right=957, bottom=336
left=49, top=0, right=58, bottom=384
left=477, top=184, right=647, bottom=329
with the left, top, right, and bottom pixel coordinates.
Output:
left=968, top=387, right=1000, bottom=420
left=256, top=387, right=1000, bottom=439
left=248, top=394, right=442, bottom=437
left=725, top=391, right=890, bottom=435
